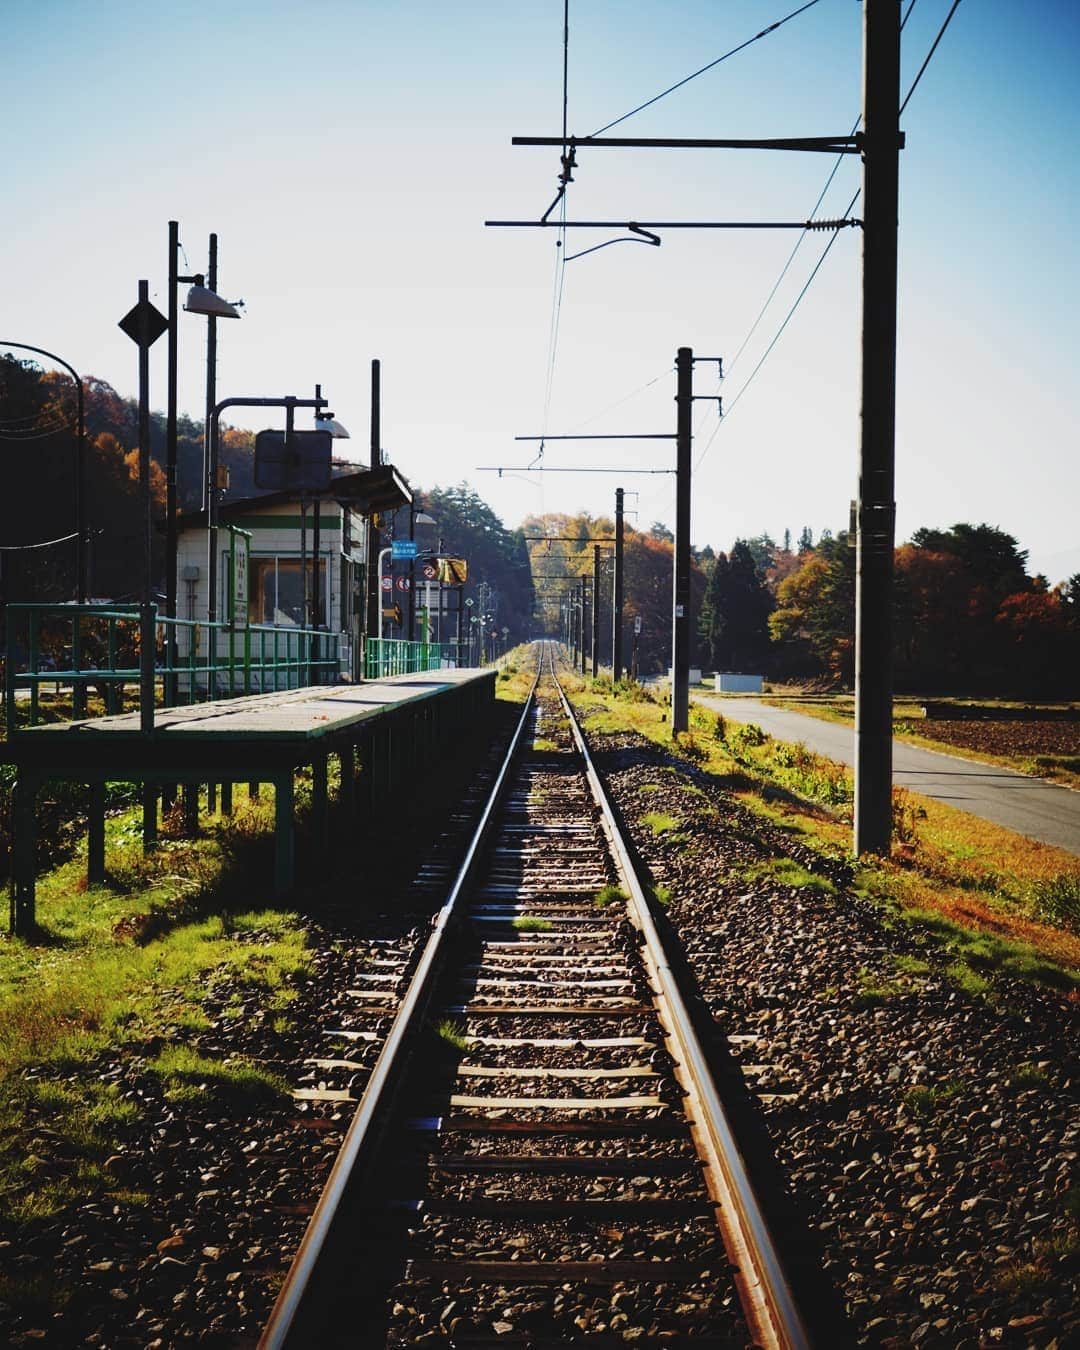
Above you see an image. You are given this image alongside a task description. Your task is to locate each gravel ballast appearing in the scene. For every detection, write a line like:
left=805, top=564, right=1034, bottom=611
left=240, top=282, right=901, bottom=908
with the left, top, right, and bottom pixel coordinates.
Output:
left=582, top=719, right=1079, bottom=1349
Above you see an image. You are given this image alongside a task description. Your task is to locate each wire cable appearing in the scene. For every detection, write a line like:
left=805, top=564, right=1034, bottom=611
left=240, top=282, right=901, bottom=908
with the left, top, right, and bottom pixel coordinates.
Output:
left=565, top=365, right=673, bottom=433
left=694, top=187, right=859, bottom=472
left=590, top=0, right=823, bottom=137
left=0, top=530, right=80, bottom=552
left=697, top=0, right=946, bottom=464
left=901, top=0, right=962, bottom=113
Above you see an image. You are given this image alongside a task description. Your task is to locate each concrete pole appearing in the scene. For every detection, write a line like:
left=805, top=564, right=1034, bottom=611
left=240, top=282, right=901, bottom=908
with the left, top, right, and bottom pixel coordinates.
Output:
left=591, top=544, right=600, bottom=678
left=854, top=0, right=902, bottom=856
left=612, top=487, right=625, bottom=681
left=671, top=347, right=693, bottom=732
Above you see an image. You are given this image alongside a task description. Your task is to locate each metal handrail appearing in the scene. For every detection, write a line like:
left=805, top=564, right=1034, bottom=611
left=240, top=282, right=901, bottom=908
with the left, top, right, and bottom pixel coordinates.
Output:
left=3, top=602, right=340, bottom=733
left=364, top=637, right=454, bottom=679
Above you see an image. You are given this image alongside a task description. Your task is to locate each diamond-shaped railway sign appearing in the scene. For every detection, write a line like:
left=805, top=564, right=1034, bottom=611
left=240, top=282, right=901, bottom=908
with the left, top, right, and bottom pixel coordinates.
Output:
left=118, top=298, right=168, bottom=348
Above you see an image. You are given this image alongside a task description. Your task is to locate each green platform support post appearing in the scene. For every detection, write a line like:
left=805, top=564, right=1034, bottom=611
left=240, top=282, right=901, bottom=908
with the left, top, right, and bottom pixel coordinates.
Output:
left=311, top=752, right=329, bottom=864
left=142, top=784, right=158, bottom=852
left=182, top=784, right=200, bottom=837
left=338, top=745, right=355, bottom=818
left=358, top=728, right=375, bottom=822
left=221, top=782, right=233, bottom=816
left=248, top=781, right=260, bottom=802
left=10, top=773, right=38, bottom=935
left=274, top=773, right=295, bottom=898
left=87, top=782, right=106, bottom=885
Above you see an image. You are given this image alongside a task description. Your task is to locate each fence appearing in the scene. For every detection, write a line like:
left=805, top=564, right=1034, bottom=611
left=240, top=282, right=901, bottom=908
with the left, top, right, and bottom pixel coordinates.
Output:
left=364, top=638, right=455, bottom=679
left=3, top=603, right=339, bottom=733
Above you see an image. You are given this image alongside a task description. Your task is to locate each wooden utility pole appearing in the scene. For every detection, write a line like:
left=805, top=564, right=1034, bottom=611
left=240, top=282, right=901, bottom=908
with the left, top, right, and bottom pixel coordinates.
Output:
left=854, top=0, right=902, bottom=854
left=613, top=487, right=625, bottom=680
left=672, top=347, right=693, bottom=732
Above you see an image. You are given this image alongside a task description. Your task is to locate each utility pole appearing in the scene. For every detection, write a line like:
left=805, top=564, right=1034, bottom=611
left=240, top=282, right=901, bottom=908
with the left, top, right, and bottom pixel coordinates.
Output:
left=166, top=222, right=180, bottom=657
left=579, top=575, right=587, bottom=676
left=365, top=359, right=382, bottom=655
left=612, top=487, right=625, bottom=681
left=854, top=0, right=902, bottom=855
left=591, top=544, right=600, bottom=678
left=672, top=347, right=693, bottom=732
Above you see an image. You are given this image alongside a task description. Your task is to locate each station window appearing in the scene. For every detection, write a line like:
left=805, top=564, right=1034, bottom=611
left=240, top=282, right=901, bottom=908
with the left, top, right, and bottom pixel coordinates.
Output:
left=250, top=558, right=327, bottom=626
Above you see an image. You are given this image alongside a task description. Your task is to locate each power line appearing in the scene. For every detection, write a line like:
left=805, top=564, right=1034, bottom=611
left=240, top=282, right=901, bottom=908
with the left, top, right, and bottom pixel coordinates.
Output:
left=591, top=0, right=824, bottom=137
left=538, top=1, right=572, bottom=462
left=0, top=530, right=80, bottom=552
left=695, top=0, right=958, bottom=468
left=901, top=0, right=962, bottom=114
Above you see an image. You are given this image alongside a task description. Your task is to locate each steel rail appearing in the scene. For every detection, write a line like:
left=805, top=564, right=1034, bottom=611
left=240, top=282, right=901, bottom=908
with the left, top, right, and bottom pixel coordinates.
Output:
left=259, top=662, right=542, bottom=1349
left=548, top=646, right=813, bottom=1350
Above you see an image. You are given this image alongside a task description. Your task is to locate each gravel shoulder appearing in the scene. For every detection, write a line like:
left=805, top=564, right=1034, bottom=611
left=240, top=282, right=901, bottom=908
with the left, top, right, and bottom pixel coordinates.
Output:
left=581, top=716, right=1080, bottom=1350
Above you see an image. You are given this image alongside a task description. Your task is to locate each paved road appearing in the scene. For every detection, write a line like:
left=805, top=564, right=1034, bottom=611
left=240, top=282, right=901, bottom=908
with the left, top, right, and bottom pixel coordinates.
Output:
left=693, top=694, right=1080, bottom=857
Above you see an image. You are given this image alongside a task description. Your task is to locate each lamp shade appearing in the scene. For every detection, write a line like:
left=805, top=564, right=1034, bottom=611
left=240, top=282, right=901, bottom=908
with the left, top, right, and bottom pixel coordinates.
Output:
left=184, top=284, right=241, bottom=319
left=315, top=415, right=350, bottom=439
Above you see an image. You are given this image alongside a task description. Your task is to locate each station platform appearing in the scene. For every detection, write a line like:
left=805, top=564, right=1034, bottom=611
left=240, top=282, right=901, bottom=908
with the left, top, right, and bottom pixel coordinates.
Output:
left=3, top=668, right=496, bottom=932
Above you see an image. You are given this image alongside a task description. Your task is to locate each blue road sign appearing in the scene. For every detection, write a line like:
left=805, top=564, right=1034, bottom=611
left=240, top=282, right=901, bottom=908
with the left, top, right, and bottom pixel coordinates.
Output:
left=391, top=540, right=418, bottom=559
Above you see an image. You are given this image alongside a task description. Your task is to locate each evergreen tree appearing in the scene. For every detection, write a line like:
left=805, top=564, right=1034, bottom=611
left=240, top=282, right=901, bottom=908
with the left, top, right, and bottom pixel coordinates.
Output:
left=701, top=540, right=773, bottom=671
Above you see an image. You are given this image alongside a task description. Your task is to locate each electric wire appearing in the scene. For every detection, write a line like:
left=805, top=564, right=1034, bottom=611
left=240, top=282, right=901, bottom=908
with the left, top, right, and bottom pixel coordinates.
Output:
left=695, top=0, right=956, bottom=469
left=565, top=365, right=673, bottom=433
left=901, top=0, right=962, bottom=113
left=590, top=0, right=823, bottom=137
left=694, top=186, right=858, bottom=472
left=0, top=530, right=80, bottom=552
left=537, top=0, right=572, bottom=467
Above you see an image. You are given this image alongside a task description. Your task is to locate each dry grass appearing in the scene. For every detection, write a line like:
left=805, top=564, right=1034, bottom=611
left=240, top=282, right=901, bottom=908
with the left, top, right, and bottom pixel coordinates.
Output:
left=557, top=673, right=1080, bottom=980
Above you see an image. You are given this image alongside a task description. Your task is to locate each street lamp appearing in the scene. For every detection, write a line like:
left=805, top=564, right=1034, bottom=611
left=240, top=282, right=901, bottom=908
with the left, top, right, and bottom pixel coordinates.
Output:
left=165, top=221, right=240, bottom=700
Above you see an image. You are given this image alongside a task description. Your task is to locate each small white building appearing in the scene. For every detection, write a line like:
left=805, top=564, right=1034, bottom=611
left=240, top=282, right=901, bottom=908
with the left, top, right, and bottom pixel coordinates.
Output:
left=174, top=466, right=411, bottom=684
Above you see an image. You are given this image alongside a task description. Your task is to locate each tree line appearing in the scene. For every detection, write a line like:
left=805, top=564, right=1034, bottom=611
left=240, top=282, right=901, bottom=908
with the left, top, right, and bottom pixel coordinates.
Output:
left=701, top=525, right=1079, bottom=698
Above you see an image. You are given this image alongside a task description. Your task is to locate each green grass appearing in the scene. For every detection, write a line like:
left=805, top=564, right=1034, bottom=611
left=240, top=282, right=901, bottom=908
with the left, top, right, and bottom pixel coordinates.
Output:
left=902, top=1081, right=962, bottom=1115
left=0, top=790, right=313, bottom=1228
left=945, top=961, right=992, bottom=999
left=641, top=811, right=682, bottom=837
left=435, top=1018, right=469, bottom=1051
left=1029, top=871, right=1080, bottom=933
left=1007, top=1061, right=1049, bottom=1091
left=511, top=916, right=554, bottom=932
left=743, top=858, right=836, bottom=894
left=651, top=884, right=673, bottom=908
left=0, top=1273, right=75, bottom=1320
left=147, top=1046, right=290, bottom=1105
left=593, top=884, right=628, bottom=908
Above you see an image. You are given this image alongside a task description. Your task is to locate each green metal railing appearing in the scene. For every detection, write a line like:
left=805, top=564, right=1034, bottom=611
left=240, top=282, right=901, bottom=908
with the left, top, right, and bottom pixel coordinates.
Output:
left=365, top=638, right=454, bottom=679
left=3, top=603, right=340, bottom=733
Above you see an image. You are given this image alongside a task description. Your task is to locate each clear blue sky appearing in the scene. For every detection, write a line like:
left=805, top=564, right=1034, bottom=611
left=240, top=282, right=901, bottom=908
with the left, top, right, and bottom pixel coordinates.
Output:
left=5, top=1, right=1078, bottom=581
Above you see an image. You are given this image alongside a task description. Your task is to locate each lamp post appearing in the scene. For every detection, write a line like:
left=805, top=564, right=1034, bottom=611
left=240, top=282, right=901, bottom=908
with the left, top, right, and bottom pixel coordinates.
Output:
left=408, top=510, right=438, bottom=640
left=165, top=221, right=240, bottom=701
left=206, top=394, right=328, bottom=694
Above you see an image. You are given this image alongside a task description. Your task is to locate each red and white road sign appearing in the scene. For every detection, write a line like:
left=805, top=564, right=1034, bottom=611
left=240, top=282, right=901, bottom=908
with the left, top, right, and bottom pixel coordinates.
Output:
left=380, top=575, right=393, bottom=591
left=395, top=575, right=411, bottom=592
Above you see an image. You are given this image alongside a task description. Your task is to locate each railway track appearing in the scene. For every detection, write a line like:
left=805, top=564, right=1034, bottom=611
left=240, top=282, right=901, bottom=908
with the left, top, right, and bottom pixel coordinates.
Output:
left=261, top=647, right=811, bottom=1348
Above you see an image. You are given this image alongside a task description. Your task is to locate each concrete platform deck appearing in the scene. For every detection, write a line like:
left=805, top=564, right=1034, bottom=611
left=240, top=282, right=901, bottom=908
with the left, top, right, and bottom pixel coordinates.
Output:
left=3, top=668, right=496, bottom=931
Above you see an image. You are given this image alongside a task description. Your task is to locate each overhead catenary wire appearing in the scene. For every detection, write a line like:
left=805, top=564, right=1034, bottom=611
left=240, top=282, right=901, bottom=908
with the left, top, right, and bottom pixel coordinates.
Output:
left=901, top=0, right=962, bottom=113
left=695, top=0, right=961, bottom=471
left=590, top=0, right=824, bottom=137
left=0, top=530, right=81, bottom=552
left=537, top=0, right=572, bottom=467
